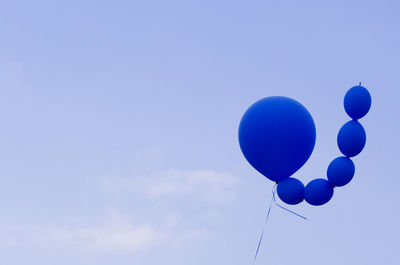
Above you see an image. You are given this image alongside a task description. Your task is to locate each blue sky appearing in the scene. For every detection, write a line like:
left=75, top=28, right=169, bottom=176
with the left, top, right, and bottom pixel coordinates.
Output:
left=0, top=0, right=399, bottom=264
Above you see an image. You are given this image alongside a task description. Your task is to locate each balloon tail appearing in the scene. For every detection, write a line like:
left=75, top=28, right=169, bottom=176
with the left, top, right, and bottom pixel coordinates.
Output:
left=252, top=184, right=307, bottom=265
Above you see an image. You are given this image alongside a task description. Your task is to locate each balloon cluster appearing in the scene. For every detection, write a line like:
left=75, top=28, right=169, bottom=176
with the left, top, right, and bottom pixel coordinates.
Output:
left=239, top=85, right=371, bottom=206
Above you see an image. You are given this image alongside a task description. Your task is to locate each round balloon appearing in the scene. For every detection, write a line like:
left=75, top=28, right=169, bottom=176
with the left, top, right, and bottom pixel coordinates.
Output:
left=304, top=179, right=334, bottom=206
left=277, top=177, right=305, bottom=205
left=239, top=97, right=316, bottom=182
left=344, top=85, right=371, bottom=120
left=327, top=156, right=355, bottom=187
left=337, top=120, right=366, bottom=157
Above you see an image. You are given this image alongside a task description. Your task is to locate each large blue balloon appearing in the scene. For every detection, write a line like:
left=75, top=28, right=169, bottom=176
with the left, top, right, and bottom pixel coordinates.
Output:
left=304, top=179, right=334, bottom=206
left=277, top=177, right=305, bottom=205
left=337, top=120, right=366, bottom=157
left=327, top=156, right=355, bottom=187
left=344, top=85, right=371, bottom=120
left=239, top=97, right=316, bottom=182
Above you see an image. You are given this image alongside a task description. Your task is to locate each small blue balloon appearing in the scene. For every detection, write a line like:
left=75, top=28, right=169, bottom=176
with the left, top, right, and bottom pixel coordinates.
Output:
left=344, top=85, right=371, bottom=119
left=239, top=97, right=316, bottom=182
left=327, top=156, right=355, bottom=187
left=337, top=120, right=366, bottom=157
left=304, top=179, right=334, bottom=206
left=277, top=178, right=305, bottom=205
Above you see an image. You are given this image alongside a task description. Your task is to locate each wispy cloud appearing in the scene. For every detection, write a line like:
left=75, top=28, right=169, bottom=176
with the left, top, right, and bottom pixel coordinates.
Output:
left=101, top=168, right=240, bottom=202
left=1, top=211, right=165, bottom=253
left=0, top=168, right=238, bottom=254
left=34, top=223, right=162, bottom=252
left=0, top=208, right=209, bottom=254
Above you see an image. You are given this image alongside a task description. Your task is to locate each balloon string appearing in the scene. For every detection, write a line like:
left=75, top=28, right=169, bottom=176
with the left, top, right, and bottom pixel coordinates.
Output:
left=252, top=184, right=307, bottom=265
left=272, top=188, right=308, bottom=220
left=252, top=184, right=275, bottom=265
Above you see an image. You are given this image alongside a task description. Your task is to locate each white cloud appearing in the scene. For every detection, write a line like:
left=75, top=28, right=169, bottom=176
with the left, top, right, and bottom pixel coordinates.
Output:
left=34, top=224, right=162, bottom=253
left=0, top=169, right=239, bottom=254
left=0, top=209, right=210, bottom=255
left=101, top=168, right=239, bottom=202
left=9, top=168, right=239, bottom=254
left=1, top=211, right=165, bottom=253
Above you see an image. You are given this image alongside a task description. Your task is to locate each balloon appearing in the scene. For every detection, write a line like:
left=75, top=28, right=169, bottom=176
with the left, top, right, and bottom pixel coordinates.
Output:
left=327, top=156, right=355, bottom=187
left=277, top=178, right=305, bottom=205
left=337, top=120, right=366, bottom=157
left=304, top=179, right=334, bottom=206
left=239, top=96, right=316, bottom=182
left=344, top=85, right=371, bottom=120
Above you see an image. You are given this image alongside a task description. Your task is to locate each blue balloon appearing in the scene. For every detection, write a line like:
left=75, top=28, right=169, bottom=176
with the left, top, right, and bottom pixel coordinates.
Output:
left=344, top=85, right=371, bottom=120
left=327, top=156, right=355, bottom=187
left=239, top=97, right=316, bottom=182
left=337, top=120, right=366, bottom=157
left=304, top=179, right=334, bottom=206
left=277, top=177, right=305, bottom=205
